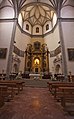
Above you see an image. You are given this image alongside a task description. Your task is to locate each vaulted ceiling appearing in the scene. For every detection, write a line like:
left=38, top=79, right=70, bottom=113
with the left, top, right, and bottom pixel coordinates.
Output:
left=0, top=0, right=74, bottom=18
left=20, top=3, right=56, bottom=26
left=0, top=0, right=74, bottom=36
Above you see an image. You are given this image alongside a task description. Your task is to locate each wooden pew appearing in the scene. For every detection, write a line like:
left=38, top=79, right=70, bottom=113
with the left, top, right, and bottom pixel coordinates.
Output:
left=47, top=81, right=74, bottom=114
left=0, top=80, right=25, bottom=108
left=47, top=81, right=74, bottom=97
left=0, top=86, right=8, bottom=107
left=0, top=82, right=17, bottom=98
left=0, top=95, right=4, bottom=107
left=47, top=81, right=66, bottom=94
left=0, top=80, right=25, bottom=95
left=59, top=87, right=74, bottom=114
left=47, top=81, right=61, bottom=92
left=51, top=83, right=74, bottom=99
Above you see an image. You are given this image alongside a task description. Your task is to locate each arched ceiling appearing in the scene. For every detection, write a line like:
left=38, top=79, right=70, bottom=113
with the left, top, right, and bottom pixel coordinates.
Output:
left=21, top=3, right=55, bottom=26
left=0, top=0, right=74, bottom=16
left=17, top=1, right=58, bottom=36
left=0, top=0, right=74, bottom=36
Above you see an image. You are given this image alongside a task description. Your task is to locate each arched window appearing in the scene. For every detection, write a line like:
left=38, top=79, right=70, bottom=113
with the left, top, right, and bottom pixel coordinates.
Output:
left=26, top=24, right=29, bottom=31
left=46, top=24, right=49, bottom=31
left=36, top=27, right=39, bottom=33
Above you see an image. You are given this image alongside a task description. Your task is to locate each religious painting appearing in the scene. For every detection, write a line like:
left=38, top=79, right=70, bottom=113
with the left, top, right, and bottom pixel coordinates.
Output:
left=0, top=48, right=7, bottom=59
left=68, top=48, right=74, bottom=61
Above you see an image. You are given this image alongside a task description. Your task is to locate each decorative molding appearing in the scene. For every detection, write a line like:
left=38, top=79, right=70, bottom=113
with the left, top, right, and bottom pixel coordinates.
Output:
left=58, top=17, right=74, bottom=22
left=13, top=45, right=24, bottom=57
left=0, top=18, right=17, bottom=22
left=17, top=21, right=58, bottom=38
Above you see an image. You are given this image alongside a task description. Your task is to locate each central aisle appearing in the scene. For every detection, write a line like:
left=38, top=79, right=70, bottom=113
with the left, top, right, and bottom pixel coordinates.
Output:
left=0, top=87, right=73, bottom=119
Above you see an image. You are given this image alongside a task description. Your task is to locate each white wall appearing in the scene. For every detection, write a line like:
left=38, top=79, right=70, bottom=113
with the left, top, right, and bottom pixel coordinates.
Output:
left=0, top=0, right=15, bottom=74
left=44, top=25, right=60, bottom=73
left=0, top=7, right=14, bottom=19
left=14, top=26, right=31, bottom=73
left=61, top=3, right=74, bottom=75
left=0, top=22, right=14, bottom=73
left=61, top=6, right=74, bottom=18
left=61, top=22, right=74, bottom=75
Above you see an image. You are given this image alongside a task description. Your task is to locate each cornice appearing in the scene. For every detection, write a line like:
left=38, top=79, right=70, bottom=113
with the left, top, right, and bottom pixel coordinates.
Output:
left=58, top=17, right=74, bottom=22
left=0, top=18, right=17, bottom=22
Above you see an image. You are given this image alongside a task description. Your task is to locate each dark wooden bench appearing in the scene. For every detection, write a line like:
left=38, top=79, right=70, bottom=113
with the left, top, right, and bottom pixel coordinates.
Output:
left=0, top=80, right=25, bottom=108
left=51, top=83, right=74, bottom=99
left=47, top=81, right=74, bottom=114
left=0, top=80, right=25, bottom=95
left=47, top=82, right=74, bottom=97
left=0, top=86, right=8, bottom=107
left=47, top=81, right=67, bottom=94
left=0, top=82, right=17, bottom=98
left=59, top=87, right=74, bottom=114
left=47, top=81, right=61, bottom=92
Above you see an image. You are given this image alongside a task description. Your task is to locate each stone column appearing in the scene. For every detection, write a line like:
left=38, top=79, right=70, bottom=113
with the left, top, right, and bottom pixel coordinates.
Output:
left=58, top=19, right=68, bottom=80
left=24, top=50, right=27, bottom=73
left=57, top=0, right=68, bottom=80
left=6, top=20, right=17, bottom=79
left=47, top=49, right=49, bottom=73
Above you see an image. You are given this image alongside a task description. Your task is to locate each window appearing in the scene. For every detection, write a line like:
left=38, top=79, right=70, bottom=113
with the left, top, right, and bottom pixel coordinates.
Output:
left=36, top=27, right=39, bottom=33
left=26, top=24, right=29, bottom=31
left=46, top=24, right=49, bottom=31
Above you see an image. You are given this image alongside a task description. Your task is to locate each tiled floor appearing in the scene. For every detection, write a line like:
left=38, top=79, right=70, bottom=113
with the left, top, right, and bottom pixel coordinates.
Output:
left=0, top=87, right=74, bottom=119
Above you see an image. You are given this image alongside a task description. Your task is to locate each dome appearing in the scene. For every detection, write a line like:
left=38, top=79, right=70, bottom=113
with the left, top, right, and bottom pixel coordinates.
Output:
left=18, top=2, right=57, bottom=36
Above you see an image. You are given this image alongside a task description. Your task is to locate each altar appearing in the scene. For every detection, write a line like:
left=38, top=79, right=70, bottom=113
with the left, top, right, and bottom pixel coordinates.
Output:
left=29, top=73, right=43, bottom=80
